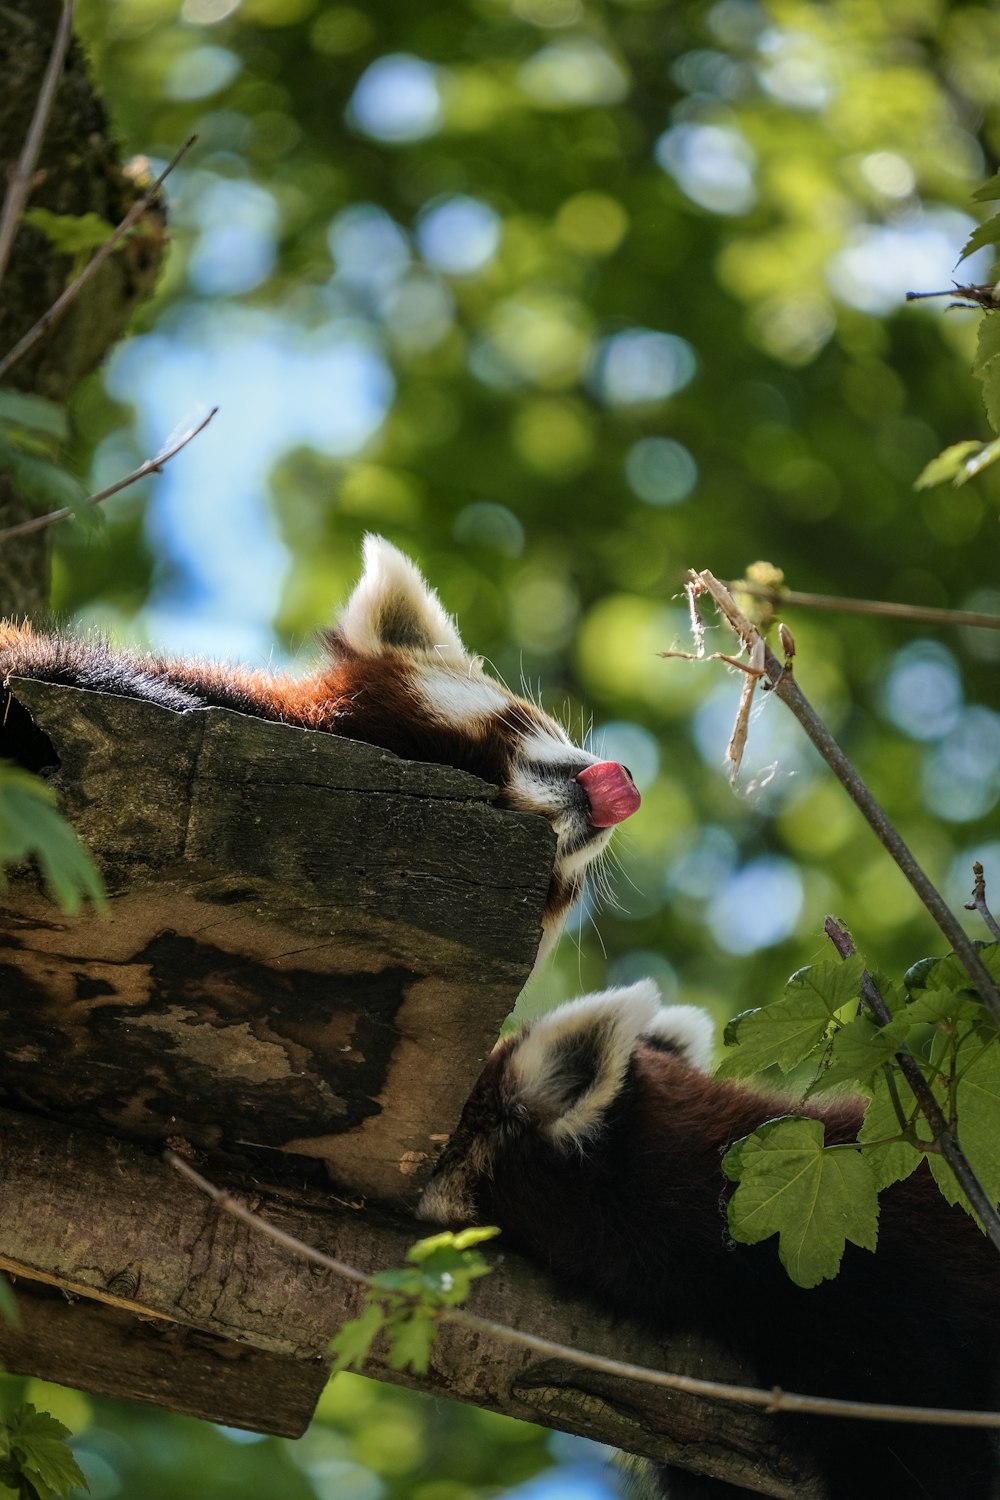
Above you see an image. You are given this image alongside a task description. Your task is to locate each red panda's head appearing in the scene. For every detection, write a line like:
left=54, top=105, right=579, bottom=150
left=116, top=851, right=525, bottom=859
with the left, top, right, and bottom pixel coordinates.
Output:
left=417, top=980, right=714, bottom=1226
left=312, top=536, right=642, bottom=954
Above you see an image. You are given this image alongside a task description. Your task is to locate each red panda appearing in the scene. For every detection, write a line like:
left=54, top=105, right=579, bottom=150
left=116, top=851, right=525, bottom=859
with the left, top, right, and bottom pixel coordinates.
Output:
left=418, top=981, right=1000, bottom=1499
left=0, top=536, right=639, bottom=955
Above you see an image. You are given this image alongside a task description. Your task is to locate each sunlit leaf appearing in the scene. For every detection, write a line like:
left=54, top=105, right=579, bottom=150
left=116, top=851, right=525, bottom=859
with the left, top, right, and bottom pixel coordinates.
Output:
left=7, top=1405, right=88, bottom=1499
left=718, top=956, right=864, bottom=1077
left=724, top=1117, right=879, bottom=1287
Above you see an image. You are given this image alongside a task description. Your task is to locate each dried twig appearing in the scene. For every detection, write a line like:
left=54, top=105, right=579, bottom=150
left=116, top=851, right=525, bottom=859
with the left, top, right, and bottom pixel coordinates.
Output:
left=0, top=407, right=218, bottom=543
left=824, top=916, right=1000, bottom=1251
left=687, top=569, right=1000, bottom=1032
left=964, top=861, right=1000, bottom=943
left=0, top=0, right=76, bottom=287
left=167, top=1150, right=1000, bottom=1431
left=733, top=582, right=1000, bottom=634
left=0, top=135, right=196, bottom=386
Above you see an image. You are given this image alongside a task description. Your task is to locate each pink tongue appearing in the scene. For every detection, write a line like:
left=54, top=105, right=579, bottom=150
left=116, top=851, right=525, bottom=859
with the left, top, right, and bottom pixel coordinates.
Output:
left=576, top=762, right=641, bottom=828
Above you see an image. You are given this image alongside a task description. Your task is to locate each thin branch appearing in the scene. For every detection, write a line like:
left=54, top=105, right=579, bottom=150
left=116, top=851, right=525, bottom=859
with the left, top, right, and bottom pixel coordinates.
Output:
left=0, top=0, right=76, bottom=288
left=964, top=861, right=1000, bottom=943
left=824, top=916, right=1000, bottom=1250
left=690, top=570, right=1000, bottom=1031
left=0, top=408, right=218, bottom=543
left=0, top=135, right=196, bottom=387
left=167, top=1150, right=1000, bottom=1431
left=732, top=582, right=1000, bottom=634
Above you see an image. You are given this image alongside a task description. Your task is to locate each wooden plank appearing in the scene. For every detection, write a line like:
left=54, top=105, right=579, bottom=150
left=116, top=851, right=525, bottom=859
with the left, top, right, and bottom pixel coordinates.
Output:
left=0, top=679, right=556, bottom=1204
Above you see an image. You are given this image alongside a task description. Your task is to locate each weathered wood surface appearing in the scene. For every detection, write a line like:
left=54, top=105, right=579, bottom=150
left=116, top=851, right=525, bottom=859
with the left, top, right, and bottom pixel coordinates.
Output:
left=0, top=678, right=556, bottom=1205
left=0, top=1106, right=823, bottom=1495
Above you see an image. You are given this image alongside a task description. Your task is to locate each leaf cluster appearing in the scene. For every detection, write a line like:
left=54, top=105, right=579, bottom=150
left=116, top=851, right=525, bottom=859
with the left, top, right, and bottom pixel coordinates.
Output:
left=721, top=948, right=1000, bottom=1288
left=329, top=1228, right=498, bottom=1377
left=916, top=172, right=1000, bottom=488
left=0, top=392, right=90, bottom=526
left=0, top=1406, right=87, bottom=1500
left=0, top=763, right=104, bottom=914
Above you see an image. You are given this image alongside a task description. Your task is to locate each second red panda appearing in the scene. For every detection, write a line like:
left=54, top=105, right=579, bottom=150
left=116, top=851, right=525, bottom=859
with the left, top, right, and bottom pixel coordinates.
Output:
left=419, top=982, right=1000, bottom=1499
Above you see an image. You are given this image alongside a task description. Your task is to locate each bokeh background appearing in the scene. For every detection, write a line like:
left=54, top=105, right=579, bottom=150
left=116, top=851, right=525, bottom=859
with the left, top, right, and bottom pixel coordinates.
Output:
left=7, top=0, right=1000, bottom=1492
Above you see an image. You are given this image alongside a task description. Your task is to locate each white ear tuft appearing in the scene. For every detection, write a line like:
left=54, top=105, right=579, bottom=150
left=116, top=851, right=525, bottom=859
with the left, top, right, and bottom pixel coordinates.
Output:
left=510, top=981, right=662, bottom=1151
left=334, top=535, right=469, bottom=664
left=641, top=1005, right=715, bottom=1073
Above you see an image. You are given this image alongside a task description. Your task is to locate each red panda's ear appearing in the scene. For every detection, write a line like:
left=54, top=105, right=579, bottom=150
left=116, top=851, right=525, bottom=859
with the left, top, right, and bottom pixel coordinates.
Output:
left=508, top=981, right=663, bottom=1151
left=640, top=1005, right=715, bottom=1073
left=330, top=535, right=470, bottom=664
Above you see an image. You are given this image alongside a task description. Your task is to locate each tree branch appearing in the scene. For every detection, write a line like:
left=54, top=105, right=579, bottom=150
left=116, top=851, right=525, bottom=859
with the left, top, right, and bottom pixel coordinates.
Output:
left=0, top=0, right=75, bottom=286
left=167, top=1149, right=1000, bottom=1432
left=732, top=582, right=1000, bottom=634
left=0, top=134, right=195, bottom=385
left=964, top=861, right=1000, bottom=943
left=688, top=569, right=1000, bottom=1031
left=0, top=406, right=217, bottom=543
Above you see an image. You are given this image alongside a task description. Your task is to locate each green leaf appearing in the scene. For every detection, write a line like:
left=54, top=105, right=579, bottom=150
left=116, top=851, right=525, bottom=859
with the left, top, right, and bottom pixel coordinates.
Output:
left=718, top=956, right=864, bottom=1078
left=328, top=1301, right=386, bottom=1375
left=7, top=1406, right=87, bottom=1499
left=21, top=208, right=115, bottom=257
left=12, top=456, right=87, bottom=515
left=930, top=1036, right=1000, bottom=1216
left=408, top=1226, right=499, bottom=1260
left=0, top=1274, right=20, bottom=1328
left=972, top=314, right=1000, bottom=374
left=914, top=440, right=987, bottom=489
left=724, top=1116, right=879, bottom=1287
left=978, top=355, right=1000, bottom=435
left=959, top=212, right=1000, bottom=264
left=0, top=391, right=68, bottom=442
left=810, top=1013, right=906, bottom=1093
left=857, top=1068, right=927, bottom=1189
left=972, top=171, right=1000, bottom=204
left=384, top=1307, right=437, bottom=1373
left=0, top=766, right=105, bottom=914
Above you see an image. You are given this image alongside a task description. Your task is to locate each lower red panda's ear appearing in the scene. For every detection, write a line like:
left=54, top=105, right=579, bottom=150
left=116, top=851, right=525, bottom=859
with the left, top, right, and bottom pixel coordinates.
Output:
left=508, top=981, right=663, bottom=1150
left=640, top=1005, right=715, bottom=1072
left=328, top=534, right=470, bottom=664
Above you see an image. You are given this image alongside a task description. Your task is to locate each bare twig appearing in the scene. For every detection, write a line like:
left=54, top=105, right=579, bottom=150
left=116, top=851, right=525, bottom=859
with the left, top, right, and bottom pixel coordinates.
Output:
left=0, top=0, right=76, bottom=287
left=964, top=861, right=1000, bottom=943
left=732, top=582, right=1000, bottom=634
left=0, top=135, right=196, bottom=386
left=688, top=569, right=1000, bottom=1032
left=824, top=916, right=1000, bottom=1251
left=167, top=1151, right=1000, bottom=1431
left=905, top=284, right=1000, bottom=311
left=0, top=408, right=218, bottom=543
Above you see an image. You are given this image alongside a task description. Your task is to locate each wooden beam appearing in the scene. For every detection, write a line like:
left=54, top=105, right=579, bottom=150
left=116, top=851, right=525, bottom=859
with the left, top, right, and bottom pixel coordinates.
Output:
left=1, top=679, right=554, bottom=1205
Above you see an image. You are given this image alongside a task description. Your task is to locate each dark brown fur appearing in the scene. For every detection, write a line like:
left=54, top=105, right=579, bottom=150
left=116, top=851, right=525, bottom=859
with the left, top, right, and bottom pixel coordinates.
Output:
left=424, top=1026, right=1000, bottom=1499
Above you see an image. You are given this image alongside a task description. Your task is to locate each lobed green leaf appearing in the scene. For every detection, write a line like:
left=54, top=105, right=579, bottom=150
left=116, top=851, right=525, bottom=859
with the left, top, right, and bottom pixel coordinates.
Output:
left=718, top=956, right=864, bottom=1078
left=7, top=1406, right=88, bottom=1499
left=724, top=1116, right=879, bottom=1287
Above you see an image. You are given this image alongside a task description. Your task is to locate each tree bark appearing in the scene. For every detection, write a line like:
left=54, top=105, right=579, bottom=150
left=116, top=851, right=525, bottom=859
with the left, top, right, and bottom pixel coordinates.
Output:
left=0, top=1105, right=823, bottom=1497
left=0, top=0, right=166, bottom=615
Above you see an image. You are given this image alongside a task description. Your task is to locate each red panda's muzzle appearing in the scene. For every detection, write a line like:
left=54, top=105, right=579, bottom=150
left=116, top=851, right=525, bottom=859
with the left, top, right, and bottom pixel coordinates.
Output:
left=575, top=761, right=641, bottom=828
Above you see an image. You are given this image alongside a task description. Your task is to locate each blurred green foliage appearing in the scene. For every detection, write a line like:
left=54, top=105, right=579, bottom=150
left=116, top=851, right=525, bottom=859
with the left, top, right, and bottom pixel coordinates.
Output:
left=12, top=0, right=1000, bottom=1491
